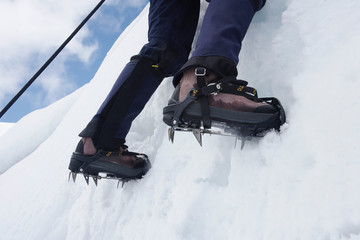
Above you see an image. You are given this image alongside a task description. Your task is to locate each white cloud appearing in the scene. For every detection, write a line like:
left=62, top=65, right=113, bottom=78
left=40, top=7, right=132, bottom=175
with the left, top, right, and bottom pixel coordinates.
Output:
left=0, top=0, right=100, bottom=107
left=0, top=0, right=148, bottom=121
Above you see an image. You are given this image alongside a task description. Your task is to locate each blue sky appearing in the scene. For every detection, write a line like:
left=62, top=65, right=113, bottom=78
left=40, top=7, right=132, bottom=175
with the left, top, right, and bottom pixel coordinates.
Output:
left=0, top=0, right=147, bottom=122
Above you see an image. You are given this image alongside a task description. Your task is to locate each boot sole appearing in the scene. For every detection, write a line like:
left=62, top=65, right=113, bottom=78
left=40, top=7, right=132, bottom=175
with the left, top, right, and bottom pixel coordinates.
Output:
left=68, top=151, right=151, bottom=179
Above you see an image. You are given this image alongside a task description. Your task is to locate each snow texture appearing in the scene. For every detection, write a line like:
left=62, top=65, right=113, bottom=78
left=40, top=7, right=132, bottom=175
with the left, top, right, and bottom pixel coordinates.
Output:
left=0, top=122, right=14, bottom=137
left=1, top=1, right=360, bottom=239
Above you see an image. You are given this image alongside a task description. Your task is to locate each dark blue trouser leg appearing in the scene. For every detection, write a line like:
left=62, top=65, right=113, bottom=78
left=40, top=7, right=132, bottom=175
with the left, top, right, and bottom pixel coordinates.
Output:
left=79, top=0, right=199, bottom=150
left=192, top=0, right=256, bottom=64
left=173, top=0, right=267, bottom=85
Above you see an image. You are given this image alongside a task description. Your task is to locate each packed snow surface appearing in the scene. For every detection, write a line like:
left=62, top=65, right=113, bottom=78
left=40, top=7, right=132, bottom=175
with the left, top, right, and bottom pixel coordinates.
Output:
left=0, top=122, right=14, bottom=136
left=1, top=1, right=360, bottom=239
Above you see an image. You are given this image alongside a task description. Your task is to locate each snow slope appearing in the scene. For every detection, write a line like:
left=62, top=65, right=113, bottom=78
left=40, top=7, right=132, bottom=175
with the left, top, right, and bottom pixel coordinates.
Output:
left=1, top=1, right=360, bottom=239
left=0, top=122, right=14, bottom=136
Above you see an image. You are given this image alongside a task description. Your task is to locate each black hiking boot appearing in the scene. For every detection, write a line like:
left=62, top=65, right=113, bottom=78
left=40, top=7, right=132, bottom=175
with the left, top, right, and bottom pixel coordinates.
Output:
left=68, top=138, right=151, bottom=185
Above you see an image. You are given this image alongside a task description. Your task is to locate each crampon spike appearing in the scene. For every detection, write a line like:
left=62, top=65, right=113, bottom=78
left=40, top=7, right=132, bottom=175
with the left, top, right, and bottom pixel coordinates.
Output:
left=84, top=174, right=90, bottom=185
left=192, top=129, right=202, bottom=146
left=68, top=172, right=71, bottom=182
left=68, top=172, right=136, bottom=188
left=168, top=128, right=175, bottom=143
left=240, top=138, right=246, bottom=150
left=117, top=179, right=129, bottom=188
left=72, top=172, right=77, bottom=182
left=92, top=176, right=98, bottom=186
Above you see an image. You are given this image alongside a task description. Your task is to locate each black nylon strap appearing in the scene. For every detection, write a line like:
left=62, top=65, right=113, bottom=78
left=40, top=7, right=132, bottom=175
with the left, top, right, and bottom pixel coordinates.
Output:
left=195, top=74, right=258, bottom=100
left=220, top=85, right=258, bottom=99
left=171, top=90, right=198, bottom=126
left=199, top=96, right=211, bottom=128
left=195, top=67, right=211, bottom=128
left=200, top=83, right=222, bottom=96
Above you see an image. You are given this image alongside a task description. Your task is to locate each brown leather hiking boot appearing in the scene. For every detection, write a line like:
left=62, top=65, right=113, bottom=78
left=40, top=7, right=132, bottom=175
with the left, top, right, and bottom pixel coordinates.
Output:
left=179, top=67, right=275, bottom=113
left=97, top=145, right=146, bottom=169
left=68, top=138, right=151, bottom=179
left=163, top=65, right=286, bottom=140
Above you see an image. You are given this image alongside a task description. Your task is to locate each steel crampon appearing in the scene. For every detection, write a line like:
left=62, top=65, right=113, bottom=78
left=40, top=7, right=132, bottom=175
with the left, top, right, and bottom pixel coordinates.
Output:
left=168, top=122, right=258, bottom=150
left=68, top=171, right=131, bottom=188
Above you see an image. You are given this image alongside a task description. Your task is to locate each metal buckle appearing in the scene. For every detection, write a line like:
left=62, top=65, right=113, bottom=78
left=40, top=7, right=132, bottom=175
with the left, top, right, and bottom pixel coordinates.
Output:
left=195, top=67, right=206, bottom=76
left=206, top=83, right=222, bottom=95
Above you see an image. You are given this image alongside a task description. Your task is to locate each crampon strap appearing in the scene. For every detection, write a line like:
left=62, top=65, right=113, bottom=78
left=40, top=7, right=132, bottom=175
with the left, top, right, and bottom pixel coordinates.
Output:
left=193, top=67, right=264, bottom=129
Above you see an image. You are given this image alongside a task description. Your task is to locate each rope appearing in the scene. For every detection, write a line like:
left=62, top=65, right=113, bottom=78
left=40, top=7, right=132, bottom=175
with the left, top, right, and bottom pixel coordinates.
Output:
left=0, top=0, right=106, bottom=119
